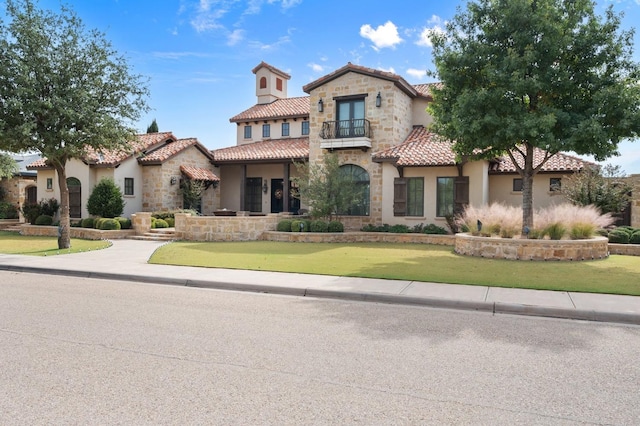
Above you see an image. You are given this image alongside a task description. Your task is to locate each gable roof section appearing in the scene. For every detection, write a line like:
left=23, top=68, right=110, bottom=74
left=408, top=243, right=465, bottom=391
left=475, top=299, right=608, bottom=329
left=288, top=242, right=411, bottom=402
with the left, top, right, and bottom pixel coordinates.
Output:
left=229, top=96, right=310, bottom=123
left=180, top=165, right=219, bottom=182
left=252, top=61, right=291, bottom=80
left=212, top=137, right=309, bottom=164
left=373, top=126, right=593, bottom=172
left=413, top=83, right=441, bottom=101
left=27, top=132, right=176, bottom=169
left=303, top=63, right=418, bottom=97
left=137, top=137, right=214, bottom=165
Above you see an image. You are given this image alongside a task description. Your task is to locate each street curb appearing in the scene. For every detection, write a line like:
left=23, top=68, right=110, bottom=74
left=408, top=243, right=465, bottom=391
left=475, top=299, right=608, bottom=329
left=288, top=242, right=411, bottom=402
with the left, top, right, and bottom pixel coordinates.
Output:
left=2, top=264, right=639, bottom=326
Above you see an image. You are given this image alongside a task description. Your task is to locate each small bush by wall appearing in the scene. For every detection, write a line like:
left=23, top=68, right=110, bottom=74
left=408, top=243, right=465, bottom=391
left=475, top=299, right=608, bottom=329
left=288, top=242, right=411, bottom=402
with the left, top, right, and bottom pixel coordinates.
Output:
left=115, top=217, right=132, bottom=229
left=34, top=214, right=53, bottom=226
left=328, top=221, right=344, bottom=233
left=277, top=219, right=292, bottom=232
left=310, top=220, right=329, bottom=233
left=99, top=218, right=121, bottom=230
left=81, top=217, right=95, bottom=228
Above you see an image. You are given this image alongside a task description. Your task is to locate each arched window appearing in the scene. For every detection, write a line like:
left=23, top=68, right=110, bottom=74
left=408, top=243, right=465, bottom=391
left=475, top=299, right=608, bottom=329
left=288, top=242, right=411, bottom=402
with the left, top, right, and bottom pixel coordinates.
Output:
left=338, top=164, right=369, bottom=216
left=259, top=76, right=267, bottom=89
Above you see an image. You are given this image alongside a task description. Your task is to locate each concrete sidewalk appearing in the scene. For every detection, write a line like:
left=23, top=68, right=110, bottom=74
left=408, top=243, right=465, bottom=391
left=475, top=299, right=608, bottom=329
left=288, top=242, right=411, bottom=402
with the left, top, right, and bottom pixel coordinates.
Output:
left=0, top=239, right=639, bottom=325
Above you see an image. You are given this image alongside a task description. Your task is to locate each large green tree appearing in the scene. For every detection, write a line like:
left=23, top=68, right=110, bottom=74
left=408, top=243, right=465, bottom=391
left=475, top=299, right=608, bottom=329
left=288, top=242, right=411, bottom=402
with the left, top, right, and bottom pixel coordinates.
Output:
left=429, top=0, right=640, bottom=233
left=0, top=0, right=149, bottom=248
left=0, top=153, right=18, bottom=179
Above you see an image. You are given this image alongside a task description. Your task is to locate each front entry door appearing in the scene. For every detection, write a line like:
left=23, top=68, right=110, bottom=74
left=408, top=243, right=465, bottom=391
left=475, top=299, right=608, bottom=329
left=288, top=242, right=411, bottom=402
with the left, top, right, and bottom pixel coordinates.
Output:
left=271, top=179, right=284, bottom=213
left=271, top=179, right=301, bottom=214
left=67, top=177, right=81, bottom=218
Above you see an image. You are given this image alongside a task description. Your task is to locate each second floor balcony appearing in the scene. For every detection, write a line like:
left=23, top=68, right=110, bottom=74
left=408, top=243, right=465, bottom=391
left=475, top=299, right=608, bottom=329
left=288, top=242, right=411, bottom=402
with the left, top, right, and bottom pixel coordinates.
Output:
left=319, top=119, right=372, bottom=150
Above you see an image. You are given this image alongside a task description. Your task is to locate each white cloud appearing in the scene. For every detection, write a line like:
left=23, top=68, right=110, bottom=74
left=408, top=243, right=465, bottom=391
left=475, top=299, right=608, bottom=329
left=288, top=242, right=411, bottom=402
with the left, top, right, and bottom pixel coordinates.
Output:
left=406, top=68, right=427, bottom=80
left=416, top=15, right=446, bottom=48
left=227, top=29, right=245, bottom=45
left=378, top=66, right=396, bottom=74
left=245, top=0, right=302, bottom=15
left=308, top=63, right=325, bottom=73
left=359, top=21, right=403, bottom=51
left=190, top=7, right=227, bottom=33
left=248, top=35, right=291, bottom=51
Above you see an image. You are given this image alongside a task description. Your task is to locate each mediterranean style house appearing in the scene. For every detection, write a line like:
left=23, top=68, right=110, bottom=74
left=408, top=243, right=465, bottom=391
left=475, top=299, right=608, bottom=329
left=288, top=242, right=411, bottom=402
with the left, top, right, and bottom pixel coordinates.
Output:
left=27, top=132, right=219, bottom=218
left=213, top=61, right=593, bottom=230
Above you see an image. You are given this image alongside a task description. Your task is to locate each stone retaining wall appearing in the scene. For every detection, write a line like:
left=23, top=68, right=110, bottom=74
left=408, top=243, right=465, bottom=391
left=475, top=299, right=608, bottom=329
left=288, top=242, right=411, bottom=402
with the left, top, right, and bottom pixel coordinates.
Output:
left=20, top=225, right=135, bottom=240
left=608, top=243, right=640, bottom=256
left=455, top=233, right=609, bottom=261
left=260, top=231, right=455, bottom=245
left=174, top=212, right=280, bottom=241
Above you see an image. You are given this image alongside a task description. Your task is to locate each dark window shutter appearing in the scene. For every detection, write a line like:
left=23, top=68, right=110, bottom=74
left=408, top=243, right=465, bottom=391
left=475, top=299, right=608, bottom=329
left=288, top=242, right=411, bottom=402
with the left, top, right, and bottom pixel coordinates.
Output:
left=394, top=178, right=407, bottom=216
left=454, top=176, right=469, bottom=214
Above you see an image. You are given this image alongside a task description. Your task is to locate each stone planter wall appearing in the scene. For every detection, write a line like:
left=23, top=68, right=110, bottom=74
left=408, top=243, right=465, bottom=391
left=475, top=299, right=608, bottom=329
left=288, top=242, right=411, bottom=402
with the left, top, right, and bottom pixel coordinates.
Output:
left=261, top=231, right=455, bottom=245
left=131, top=212, right=152, bottom=236
left=455, top=233, right=609, bottom=261
left=608, top=243, right=640, bottom=256
left=20, top=225, right=135, bottom=240
left=174, top=212, right=280, bottom=241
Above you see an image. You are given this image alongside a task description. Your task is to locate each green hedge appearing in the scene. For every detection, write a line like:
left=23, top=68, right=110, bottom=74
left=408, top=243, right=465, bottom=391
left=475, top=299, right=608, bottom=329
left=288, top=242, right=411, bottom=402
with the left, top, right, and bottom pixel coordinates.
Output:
left=608, top=229, right=630, bottom=244
left=277, top=219, right=292, bottom=232
left=115, top=217, right=132, bottom=229
left=34, top=214, right=53, bottom=226
left=328, top=221, right=344, bottom=233
left=99, top=218, right=121, bottom=230
left=310, top=220, right=329, bottom=233
left=81, top=217, right=95, bottom=228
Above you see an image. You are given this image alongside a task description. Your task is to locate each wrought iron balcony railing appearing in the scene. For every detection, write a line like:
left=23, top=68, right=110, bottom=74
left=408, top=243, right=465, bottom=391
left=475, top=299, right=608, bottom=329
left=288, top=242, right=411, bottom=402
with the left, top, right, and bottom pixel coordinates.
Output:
left=320, top=119, right=371, bottom=139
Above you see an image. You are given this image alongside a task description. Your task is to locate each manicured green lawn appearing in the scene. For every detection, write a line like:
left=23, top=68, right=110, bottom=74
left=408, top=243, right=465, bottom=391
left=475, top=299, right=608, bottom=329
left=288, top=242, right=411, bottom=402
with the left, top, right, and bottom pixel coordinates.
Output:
left=0, top=231, right=111, bottom=256
left=150, top=241, right=640, bottom=296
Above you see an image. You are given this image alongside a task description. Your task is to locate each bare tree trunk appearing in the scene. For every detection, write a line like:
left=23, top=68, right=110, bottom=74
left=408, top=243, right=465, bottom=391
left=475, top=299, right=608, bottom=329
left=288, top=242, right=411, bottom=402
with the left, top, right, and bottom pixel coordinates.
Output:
left=521, top=143, right=535, bottom=236
left=54, top=163, right=71, bottom=249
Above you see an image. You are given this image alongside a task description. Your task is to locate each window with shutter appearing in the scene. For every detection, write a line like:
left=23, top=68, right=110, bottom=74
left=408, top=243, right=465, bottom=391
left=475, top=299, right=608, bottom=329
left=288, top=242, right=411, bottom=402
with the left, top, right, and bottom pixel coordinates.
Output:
left=394, top=178, right=407, bottom=216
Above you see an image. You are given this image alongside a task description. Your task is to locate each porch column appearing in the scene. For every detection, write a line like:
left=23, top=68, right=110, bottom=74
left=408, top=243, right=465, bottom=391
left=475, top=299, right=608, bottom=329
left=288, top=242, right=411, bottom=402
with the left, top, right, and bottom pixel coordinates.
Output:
left=283, top=163, right=290, bottom=213
left=240, top=165, right=246, bottom=211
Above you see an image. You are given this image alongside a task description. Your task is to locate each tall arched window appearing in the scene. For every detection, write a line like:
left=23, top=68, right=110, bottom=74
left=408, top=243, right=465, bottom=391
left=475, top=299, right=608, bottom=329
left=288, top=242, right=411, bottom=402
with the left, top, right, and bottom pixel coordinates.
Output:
left=338, top=164, right=370, bottom=216
left=259, top=76, right=267, bottom=89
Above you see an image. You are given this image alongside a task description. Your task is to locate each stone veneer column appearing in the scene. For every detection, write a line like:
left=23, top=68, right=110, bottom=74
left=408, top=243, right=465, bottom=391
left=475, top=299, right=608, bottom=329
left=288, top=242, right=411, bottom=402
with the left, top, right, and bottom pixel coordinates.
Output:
left=132, top=212, right=152, bottom=236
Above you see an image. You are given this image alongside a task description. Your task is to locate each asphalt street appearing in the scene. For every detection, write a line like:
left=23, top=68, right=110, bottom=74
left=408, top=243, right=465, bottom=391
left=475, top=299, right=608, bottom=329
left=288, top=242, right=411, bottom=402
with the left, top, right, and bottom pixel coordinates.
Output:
left=1, top=271, right=639, bottom=425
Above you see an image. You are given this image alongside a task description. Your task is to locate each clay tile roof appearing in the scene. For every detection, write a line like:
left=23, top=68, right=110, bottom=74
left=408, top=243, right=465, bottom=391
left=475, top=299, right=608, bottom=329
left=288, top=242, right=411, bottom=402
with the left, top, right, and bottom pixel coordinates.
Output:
left=491, top=148, right=595, bottom=173
left=413, top=83, right=442, bottom=100
left=229, top=97, right=310, bottom=122
left=27, top=132, right=176, bottom=169
left=180, top=165, right=219, bottom=182
left=373, top=126, right=594, bottom=172
left=212, top=137, right=309, bottom=164
left=251, top=61, right=291, bottom=79
left=137, top=137, right=214, bottom=165
left=373, top=126, right=457, bottom=166
left=303, top=62, right=417, bottom=97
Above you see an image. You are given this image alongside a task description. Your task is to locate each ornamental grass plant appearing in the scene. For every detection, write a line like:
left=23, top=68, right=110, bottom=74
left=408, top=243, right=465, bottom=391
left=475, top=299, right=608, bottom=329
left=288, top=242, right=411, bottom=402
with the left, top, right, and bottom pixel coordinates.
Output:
left=459, top=203, right=614, bottom=239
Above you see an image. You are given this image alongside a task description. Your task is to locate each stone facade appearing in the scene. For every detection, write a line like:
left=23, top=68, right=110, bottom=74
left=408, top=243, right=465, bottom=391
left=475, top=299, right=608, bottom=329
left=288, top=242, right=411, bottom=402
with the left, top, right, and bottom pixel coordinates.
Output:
left=307, top=72, right=417, bottom=230
left=455, top=233, right=610, bottom=261
left=626, top=174, right=640, bottom=228
left=0, top=176, right=37, bottom=221
left=141, top=147, right=220, bottom=215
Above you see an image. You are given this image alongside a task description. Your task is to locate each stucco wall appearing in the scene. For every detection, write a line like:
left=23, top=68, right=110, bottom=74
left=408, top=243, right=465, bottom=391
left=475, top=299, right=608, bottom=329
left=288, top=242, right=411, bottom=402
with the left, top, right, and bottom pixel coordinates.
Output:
left=489, top=173, right=568, bottom=209
left=235, top=117, right=309, bottom=144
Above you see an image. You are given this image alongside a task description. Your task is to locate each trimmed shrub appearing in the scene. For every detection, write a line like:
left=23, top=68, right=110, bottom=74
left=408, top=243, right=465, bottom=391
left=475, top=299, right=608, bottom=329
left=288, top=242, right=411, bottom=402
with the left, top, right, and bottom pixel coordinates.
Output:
left=310, top=220, right=329, bottom=232
left=154, top=218, right=169, bottom=228
left=34, top=214, right=53, bottom=226
left=328, top=221, right=344, bottom=233
left=277, top=219, right=292, bottom=232
left=389, top=224, right=410, bottom=233
left=81, top=217, right=95, bottom=228
left=94, top=218, right=107, bottom=229
left=99, top=218, right=121, bottom=230
left=303, top=219, right=312, bottom=232
left=291, top=219, right=304, bottom=232
left=608, top=229, right=630, bottom=244
left=115, top=217, right=132, bottom=229
left=21, top=203, right=42, bottom=225
left=595, top=228, right=609, bottom=237
left=87, top=178, right=124, bottom=218
left=629, top=232, right=640, bottom=245
left=165, top=217, right=175, bottom=227
left=422, top=224, right=448, bottom=235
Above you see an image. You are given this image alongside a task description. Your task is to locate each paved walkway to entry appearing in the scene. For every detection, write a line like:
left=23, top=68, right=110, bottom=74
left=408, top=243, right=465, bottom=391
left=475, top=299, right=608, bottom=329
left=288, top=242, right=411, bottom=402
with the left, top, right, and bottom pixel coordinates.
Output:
left=0, top=239, right=638, bottom=325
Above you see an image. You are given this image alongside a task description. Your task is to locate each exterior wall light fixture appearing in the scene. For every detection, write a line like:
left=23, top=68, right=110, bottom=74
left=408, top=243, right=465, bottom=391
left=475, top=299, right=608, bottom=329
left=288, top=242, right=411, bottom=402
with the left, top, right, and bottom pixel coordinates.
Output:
left=262, top=179, right=269, bottom=193
left=318, top=98, right=324, bottom=112
left=170, top=176, right=177, bottom=185
left=376, top=92, right=382, bottom=107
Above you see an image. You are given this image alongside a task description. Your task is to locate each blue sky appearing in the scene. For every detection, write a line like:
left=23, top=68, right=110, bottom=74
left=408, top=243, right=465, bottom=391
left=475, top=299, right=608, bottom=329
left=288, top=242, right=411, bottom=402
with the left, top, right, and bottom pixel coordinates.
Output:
left=6, top=0, right=640, bottom=173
